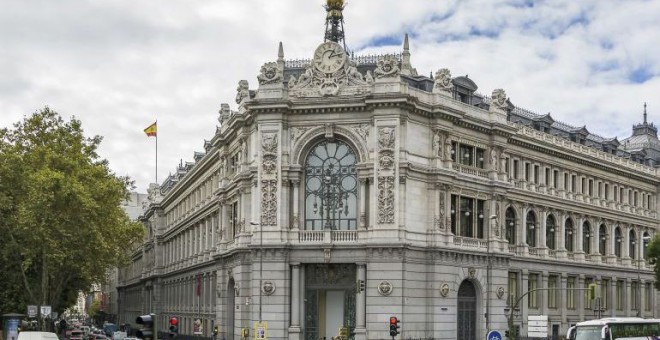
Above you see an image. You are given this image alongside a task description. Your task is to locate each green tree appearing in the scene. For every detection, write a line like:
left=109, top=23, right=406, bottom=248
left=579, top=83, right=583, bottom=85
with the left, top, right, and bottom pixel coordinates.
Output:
left=0, top=107, right=144, bottom=317
left=646, top=234, right=660, bottom=290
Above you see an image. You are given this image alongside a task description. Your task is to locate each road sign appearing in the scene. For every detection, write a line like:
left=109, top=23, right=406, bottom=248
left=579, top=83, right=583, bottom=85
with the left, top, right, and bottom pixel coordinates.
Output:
left=527, top=315, right=548, bottom=337
left=40, top=305, right=52, bottom=318
left=27, top=305, right=38, bottom=318
left=487, top=330, right=503, bottom=340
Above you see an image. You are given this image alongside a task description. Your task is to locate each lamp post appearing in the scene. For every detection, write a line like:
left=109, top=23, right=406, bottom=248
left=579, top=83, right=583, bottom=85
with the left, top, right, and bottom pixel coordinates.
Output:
left=487, top=215, right=497, bottom=332
left=249, top=221, right=263, bottom=322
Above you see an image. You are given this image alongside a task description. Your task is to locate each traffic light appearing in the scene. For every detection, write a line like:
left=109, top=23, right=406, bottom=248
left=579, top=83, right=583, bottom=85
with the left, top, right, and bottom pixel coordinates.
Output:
left=213, top=326, right=219, bottom=337
left=136, top=314, right=155, bottom=340
left=168, top=317, right=178, bottom=338
left=389, top=316, right=400, bottom=336
left=357, top=279, right=365, bottom=293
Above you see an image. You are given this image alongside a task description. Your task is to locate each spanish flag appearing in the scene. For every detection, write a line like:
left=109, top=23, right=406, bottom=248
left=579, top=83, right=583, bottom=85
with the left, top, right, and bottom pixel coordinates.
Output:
left=144, top=121, right=157, bottom=137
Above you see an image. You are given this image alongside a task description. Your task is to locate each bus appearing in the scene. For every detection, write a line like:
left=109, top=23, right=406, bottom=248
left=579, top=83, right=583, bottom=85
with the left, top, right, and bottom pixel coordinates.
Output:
left=567, top=318, right=660, bottom=340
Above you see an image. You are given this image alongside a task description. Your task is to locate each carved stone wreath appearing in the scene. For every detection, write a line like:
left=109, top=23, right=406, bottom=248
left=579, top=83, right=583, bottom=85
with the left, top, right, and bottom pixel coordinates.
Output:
left=374, top=55, right=401, bottom=79
left=378, top=280, right=393, bottom=296
left=262, top=281, right=276, bottom=296
left=440, top=283, right=450, bottom=297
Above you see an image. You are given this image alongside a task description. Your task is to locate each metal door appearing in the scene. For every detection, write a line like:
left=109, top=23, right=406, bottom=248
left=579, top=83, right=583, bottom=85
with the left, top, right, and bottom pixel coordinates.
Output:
left=457, top=280, right=477, bottom=340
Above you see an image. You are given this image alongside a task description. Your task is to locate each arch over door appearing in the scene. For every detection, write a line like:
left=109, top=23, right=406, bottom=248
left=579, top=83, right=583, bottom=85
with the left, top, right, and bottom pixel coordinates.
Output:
left=457, top=280, right=477, bottom=340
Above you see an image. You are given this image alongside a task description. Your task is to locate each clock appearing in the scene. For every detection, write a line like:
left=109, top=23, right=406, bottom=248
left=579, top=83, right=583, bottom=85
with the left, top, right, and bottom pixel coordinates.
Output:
left=313, top=42, right=346, bottom=73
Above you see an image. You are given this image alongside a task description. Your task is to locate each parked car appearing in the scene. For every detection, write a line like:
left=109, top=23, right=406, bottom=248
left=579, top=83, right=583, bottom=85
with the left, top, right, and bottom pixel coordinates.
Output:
left=70, top=330, right=84, bottom=340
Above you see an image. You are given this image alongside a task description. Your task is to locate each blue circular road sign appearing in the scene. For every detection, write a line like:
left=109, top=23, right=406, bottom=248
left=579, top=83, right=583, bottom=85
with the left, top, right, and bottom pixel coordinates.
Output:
left=487, top=330, right=503, bottom=340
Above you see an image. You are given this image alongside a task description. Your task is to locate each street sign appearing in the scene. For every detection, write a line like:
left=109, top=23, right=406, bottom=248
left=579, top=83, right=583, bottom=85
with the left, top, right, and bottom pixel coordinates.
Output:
left=527, top=315, right=548, bottom=337
left=40, top=305, right=52, bottom=318
left=487, top=330, right=503, bottom=340
left=253, top=321, right=267, bottom=340
left=27, top=305, right=38, bottom=318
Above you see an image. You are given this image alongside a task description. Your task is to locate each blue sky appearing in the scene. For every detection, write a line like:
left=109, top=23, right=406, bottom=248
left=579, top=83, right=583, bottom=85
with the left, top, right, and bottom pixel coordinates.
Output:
left=1, top=0, right=659, bottom=193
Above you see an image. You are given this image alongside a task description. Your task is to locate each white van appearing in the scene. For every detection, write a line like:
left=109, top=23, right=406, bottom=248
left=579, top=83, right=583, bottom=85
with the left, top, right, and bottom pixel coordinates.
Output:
left=17, top=331, right=60, bottom=340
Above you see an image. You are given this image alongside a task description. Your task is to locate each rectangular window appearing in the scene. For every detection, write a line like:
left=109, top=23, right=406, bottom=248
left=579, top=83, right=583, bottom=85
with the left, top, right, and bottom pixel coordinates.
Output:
left=534, top=165, right=539, bottom=184
left=581, top=177, right=586, bottom=194
left=567, top=277, right=576, bottom=309
left=525, top=163, right=530, bottom=181
left=589, top=179, right=593, bottom=196
left=513, top=160, right=520, bottom=179
left=616, top=280, right=624, bottom=310
left=450, top=195, right=486, bottom=238
left=634, top=192, right=638, bottom=207
left=528, top=273, right=538, bottom=309
left=545, top=168, right=550, bottom=186
left=459, top=144, right=474, bottom=166
left=553, top=170, right=559, bottom=189
left=230, top=201, right=239, bottom=238
left=620, top=188, right=624, bottom=203
left=476, top=148, right=485, bottom=169
left=601, top=279, right=609, bottom=309
left=548, top=275, right=558, bottom=309
left=505, top=157, right=510, bottom=177
left=572, top=175, right=576, bottom=192
left=450, top=195, right=457, bottom=235
left=451, top=142, right=458, bottom=162
left=605, top=184, right=609, bottom=199
left=564, top=173, right=569, bottom=190
left=508, top=272, right=518, bottom=307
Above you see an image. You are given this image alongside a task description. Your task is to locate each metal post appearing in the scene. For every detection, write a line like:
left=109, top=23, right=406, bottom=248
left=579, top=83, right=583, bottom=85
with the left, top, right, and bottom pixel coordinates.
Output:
left=259, top=222, right=263, bottom=323
left=488, top=215, right=497, bottom=332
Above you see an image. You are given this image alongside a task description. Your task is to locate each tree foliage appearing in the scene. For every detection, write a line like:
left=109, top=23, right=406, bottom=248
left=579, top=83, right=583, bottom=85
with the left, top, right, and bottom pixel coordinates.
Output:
left=646, top=234, right=660, bottom=290
left=0, top=107, right=144, bottom=316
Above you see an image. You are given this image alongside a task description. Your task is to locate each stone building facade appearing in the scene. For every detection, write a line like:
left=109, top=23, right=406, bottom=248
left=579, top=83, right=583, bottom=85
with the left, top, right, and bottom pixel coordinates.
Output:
left=116, top=9, right=659, bottom=340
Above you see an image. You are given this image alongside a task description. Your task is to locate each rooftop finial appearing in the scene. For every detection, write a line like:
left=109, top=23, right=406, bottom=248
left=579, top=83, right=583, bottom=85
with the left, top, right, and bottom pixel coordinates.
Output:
left=278, top=41, right=284, bottom=60
left=403, top=33, right=409, bottom=51
left=324, top=0, right=347, bottom=50
left=644, top=102, right=647, bottom=124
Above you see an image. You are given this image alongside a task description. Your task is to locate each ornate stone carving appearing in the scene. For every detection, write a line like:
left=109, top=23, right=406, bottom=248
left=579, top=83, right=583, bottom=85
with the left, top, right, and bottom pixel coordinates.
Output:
left=468, top=267, right=477, bottom=279
left=490, top=88, right=509, bottom=111
left=433, top=68, right=454, bottom=93
left=324, top=248, right=332, bottom=263
left=291, top=214, right=300, bottom=229
left=378, top=127, right=395, bottom=149
left=290, top=126, right=310, bottom=144
left=235, top=80, right=250, bottom=104
left=350, top=123, right=370, bottom=142
left=262, top=133, right=278, bottom=154
left=325, top=123, right=335, bottom=139
left=262, top=281, right=275, bottom=296
left=234, top=283, right=240, bottom=296
left=305, top=264, right=355, bottom=285
left=444, top=136, right=453, bottom=160
left=497, top=286, right=505, bottom=299
left=440, top=283, right=450, bottom=297
left=377, top=176, right=395, bottom=224
left=379, top=150, right=395, bottom=169
left=490, top=148, right=499, bottom=171
left=438, top=190, right=446, bottom=230
left=378, top=280, right=393, bottom=296
left=262, top=155, right=277, bottom=175
left=374, top=55, right=400, bottom=79
left=433, top=129, right=445, bottom=158
left=257, top=62, right=282, bottom=85
left=260, top=180, right=277, bottom=226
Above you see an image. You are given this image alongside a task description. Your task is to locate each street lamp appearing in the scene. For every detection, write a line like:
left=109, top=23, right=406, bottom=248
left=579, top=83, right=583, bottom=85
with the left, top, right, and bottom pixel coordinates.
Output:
left=486, top=214, right=497, bottom=332
left=250, top=221, right=263, bottom=322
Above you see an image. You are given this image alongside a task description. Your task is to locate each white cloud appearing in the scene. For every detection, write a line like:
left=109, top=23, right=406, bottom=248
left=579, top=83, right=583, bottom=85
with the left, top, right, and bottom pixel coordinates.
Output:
left=1, top=0, right=658, bottom=193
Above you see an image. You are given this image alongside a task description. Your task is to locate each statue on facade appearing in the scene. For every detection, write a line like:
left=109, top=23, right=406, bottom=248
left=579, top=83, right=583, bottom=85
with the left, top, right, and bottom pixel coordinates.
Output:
left=433, top=68, right=453, bottom=93
left=491, top=88, right=509, bottom=111
left=257, top=62, right=282, bottom=85
left=235, top=80, right=250, bottom=104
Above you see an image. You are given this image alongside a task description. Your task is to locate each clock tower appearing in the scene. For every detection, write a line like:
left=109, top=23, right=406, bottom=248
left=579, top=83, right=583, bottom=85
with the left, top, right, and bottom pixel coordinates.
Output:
left=324, top=0, right=347, bottom=51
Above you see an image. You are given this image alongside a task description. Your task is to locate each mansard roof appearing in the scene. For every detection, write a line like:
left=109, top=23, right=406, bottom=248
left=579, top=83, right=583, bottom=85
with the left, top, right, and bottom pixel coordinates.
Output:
left=452, top=76, right=478, bottom=92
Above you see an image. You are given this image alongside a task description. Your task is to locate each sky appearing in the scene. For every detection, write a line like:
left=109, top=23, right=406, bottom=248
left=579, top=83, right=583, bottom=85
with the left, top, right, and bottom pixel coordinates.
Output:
left=2, top=0, right=659, bottom=193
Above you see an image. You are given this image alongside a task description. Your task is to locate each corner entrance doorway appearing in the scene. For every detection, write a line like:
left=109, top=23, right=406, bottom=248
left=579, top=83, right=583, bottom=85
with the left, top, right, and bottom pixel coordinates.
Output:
left=457, top=280, right=477, bottom=340
left=304, top=264, right=356, bottom=340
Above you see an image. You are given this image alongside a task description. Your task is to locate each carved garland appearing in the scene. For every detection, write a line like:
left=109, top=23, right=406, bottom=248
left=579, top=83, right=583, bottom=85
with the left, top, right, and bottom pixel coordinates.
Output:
left=377, top=127, right=396, bottom=224
left=261, top=133, right=279, bottom=226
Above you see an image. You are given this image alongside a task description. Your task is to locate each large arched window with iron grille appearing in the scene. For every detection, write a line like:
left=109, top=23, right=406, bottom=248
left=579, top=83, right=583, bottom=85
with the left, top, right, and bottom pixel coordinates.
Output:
left=546, top=215, right=556, bottom=250
left=526, top=211, right=537, bottom=247
left=614, top=227, right=622, bottom=257
left=304, top=139, right=358, bottom=230
left=565, top=218, right=574, bottom=252
left=599, top=224, right=608, bottom=255
left=583, top=221, right=591, bottom=254
left=505, top=207, right=516, bottom=245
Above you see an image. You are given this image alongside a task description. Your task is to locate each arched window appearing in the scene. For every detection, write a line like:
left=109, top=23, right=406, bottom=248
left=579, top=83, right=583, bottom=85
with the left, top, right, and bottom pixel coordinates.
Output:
left=304, top=139, right=358, bottom=230
left=546, top=215, right=556, bottom=250
left=614, top=227, right=622, bottom=258
left=583, top=221, right=591, bottom=254
left=505, top=207, right=516, bottom=245
left=599, top=224, right=607, bottom=255
left=526, top=211, right=537, bottom=247
left=629, top=229, right=637, bottom=259
left=565, top=218, right=574, bottom=252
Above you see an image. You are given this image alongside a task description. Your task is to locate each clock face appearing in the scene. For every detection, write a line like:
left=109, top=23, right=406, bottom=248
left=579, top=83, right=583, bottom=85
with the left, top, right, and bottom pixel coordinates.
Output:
left=313, top=42, right=346, bottom=73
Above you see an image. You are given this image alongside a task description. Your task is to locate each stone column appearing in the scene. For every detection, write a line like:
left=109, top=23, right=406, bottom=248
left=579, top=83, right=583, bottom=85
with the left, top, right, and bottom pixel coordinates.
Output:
left=292, top=180, right=300, bottom=230
left=355, top=263, right=367, bottom=340
left=625, top=278, right=632, bottom=316
left=521, top=206, right=528, bottom=248
left=640, top=279, right=646, bottom=317
left=521, top=269, right=529, bottom=336
left=539, top=210, right=547, bottom=255
left=577, top=275, right=585, bottom=321
left=610, top=277, right=617, bottom=317
left=623, top=225, right=631, bottom=265
left=359, top=179, right=367, bottom=229
left=560, top=274, right=567, bottom=328
left=289, top=264, right=302, bottom=340
left=558, top=213, right=566, bottom=252
left=541, top=271, right=549, bottom=316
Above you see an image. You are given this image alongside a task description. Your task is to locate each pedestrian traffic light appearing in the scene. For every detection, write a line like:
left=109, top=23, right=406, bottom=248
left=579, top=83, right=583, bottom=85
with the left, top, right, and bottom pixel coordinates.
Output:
left=389, top=316, right=400, bottom=336
left=168, top=317, right=178, bottom=337
left=136, top=314, right=155, bottom=340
